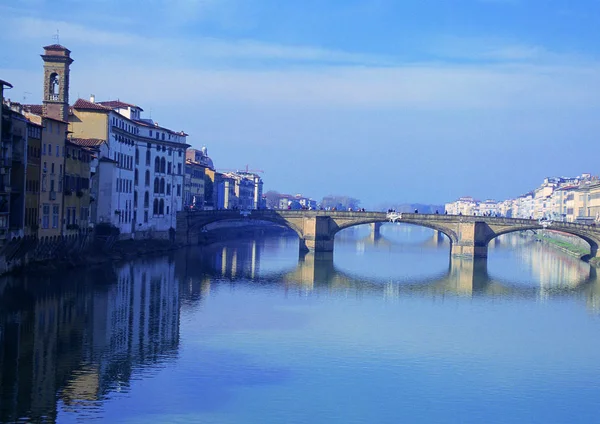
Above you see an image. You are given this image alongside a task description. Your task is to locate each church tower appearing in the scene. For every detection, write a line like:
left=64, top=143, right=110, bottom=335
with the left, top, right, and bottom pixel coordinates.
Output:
left=41, top=44, right=73, bottom=121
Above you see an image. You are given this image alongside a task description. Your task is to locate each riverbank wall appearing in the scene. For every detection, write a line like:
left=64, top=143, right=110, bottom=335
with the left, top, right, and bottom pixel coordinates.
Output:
left=530, top=230, right=600, bottom=267
left=0, top=222, right=293, bottom=277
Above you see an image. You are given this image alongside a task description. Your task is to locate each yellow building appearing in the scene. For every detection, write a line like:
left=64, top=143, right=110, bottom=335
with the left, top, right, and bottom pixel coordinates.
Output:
left=23, top=44, right=74, bottom=237
left=25, top=119, right=42, bottom=236
left=184, top=159, right=206, bottom=210
left=586, top=182, right=600, bottom=220
left=63, top=140, right=94, bottom=234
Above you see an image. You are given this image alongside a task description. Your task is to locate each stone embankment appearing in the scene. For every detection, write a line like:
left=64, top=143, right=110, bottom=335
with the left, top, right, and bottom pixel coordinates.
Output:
left=0, top=222, right=291, bottom=277
left=533, top=231, right=600, bottom=267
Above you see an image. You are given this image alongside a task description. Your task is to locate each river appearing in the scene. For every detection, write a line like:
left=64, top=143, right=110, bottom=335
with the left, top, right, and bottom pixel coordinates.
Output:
left=1, top=225, right=600, bottom=423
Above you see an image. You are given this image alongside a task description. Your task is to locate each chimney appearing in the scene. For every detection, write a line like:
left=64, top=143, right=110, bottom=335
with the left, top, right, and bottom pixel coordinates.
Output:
left=90, top=94, right=95, bottom=103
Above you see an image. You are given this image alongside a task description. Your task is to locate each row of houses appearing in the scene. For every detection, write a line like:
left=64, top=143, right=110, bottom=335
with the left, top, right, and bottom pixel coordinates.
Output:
left=445, top=173, right=600, bottom=223
left=0, top=44, right=263, bottom=242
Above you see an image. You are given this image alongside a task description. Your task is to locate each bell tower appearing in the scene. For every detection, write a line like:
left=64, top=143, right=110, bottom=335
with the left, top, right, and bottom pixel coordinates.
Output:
left=41, top=44, right=73, bottom=121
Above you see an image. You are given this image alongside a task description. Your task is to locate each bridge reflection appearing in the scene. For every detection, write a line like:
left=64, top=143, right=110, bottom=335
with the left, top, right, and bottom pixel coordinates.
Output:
left=183, top=237, right=600, bottom=302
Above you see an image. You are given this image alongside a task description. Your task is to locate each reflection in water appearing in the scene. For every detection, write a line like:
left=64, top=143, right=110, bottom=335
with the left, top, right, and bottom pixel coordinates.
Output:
left=0, top=258, right=180, bottom=423
left=189, top=234, right=599, bottom=302
left=1, top=230, right=600, bottom=422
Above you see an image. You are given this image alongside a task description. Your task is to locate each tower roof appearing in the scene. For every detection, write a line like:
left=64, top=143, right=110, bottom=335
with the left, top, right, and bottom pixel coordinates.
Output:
left=43, top=44, right=71, bottom=53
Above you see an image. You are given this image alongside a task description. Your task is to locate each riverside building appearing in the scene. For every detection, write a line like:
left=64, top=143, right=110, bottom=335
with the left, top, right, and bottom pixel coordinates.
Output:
left=70, top=97, right=188, bottom=238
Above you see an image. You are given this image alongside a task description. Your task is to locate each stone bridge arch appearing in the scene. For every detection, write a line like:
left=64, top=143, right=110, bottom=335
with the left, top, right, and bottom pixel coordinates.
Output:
left=176, top=211, right=600, bottom=263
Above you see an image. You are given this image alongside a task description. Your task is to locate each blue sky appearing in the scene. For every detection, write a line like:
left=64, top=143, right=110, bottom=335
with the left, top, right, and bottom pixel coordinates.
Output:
left=1, top=0, right=600, bottom=207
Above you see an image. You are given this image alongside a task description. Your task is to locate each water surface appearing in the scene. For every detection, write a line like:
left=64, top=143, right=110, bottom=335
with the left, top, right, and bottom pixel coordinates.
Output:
left=1, top=225, right=599, bottom=423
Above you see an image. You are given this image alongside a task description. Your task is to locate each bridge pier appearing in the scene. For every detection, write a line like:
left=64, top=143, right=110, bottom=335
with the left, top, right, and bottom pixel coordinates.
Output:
left=370, top=222, right=382, bottom=242
left=450, top=221, right=492, bottom=259
left=299, top=216, right=336, bottom=253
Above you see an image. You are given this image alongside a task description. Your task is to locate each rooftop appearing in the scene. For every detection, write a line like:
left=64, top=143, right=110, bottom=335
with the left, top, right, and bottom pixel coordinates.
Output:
left=23, top=104, right=43, bottom=115
left=97, top=100, right=144, bottom=111
left=69, top=138, right=105, bottom=148
left=72, top=98, right=112, bottom=111
left=43, top=44, right=71, bottom=52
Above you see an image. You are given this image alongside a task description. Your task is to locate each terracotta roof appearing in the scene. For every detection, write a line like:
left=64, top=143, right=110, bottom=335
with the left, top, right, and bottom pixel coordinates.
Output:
left=43, top=44, right=70, bottom=52
left=73, top=98, right=112, bottom=111
left=43, top=115, right=68, bottom=124
left=97, top=100, right=143, bottom=111
left=69, top=138, right=105, bottom=147
left=23, top=104, right=43, bottom=115
left=132, top=119, right=188, bottom=136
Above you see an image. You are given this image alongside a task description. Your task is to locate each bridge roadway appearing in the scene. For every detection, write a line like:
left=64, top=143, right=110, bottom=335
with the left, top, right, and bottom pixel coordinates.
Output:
left=176, top=210, right=600, bottom=261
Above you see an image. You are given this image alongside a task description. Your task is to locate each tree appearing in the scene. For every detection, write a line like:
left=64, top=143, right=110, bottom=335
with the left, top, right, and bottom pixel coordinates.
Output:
left=321, top=195, right=360, bottom=210
left=264, top=190, right=281, bottom=209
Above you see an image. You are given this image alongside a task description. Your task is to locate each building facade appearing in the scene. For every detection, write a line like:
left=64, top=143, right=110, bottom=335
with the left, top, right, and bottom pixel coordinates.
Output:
left=70, top=97, right=188, bottom=238
left=63, top=140, right=93, bottom=234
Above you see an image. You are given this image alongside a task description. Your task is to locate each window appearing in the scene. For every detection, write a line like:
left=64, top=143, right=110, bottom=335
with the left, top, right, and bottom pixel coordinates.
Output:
left=52, top=205, right=59, bottom=228
left=155, top=157, right=160, bottom=173
left=144, top=191, right=149, bottom=208
left=166, top=206, right=170, bottom=215
left=145, top=170, right=150, bottom=186
left=166, top=184, right=170, bottom=195
left=154, top=178, right=159, bottom=194
left=159, top=199, right=164, bottom=215
left=160, top=157, right=166, bottom=173
left=149, top=130, right=153, bottom=137
left=50, top=179, right=55, bottom=192
left=134, top=169, right=139, bottom=186
left=48, top=144, right=52, bottom=155
left=160, top=178, right=165, bottom=194
left=42, top=175, right=47, bottom=192
left=153, top=198, right=158, bottom=215
left=134, top=191, right=138, bottom=207
left=42, top=205, right=50, bottom=229
left=135, top=148, right=139, bottom=165
left=162, top=133, right=165, bottom=140
left=178, top=164, right=182, bottom=175
left=51, top=163, right=55, bottom=174
left=167, top=162, right=172, bottom=174
left=177, top=184, right=181, bottom=196
left=178, top=150, right=182, bottom=157
left=43, top=144, right=46, bottom=155
left=56, top=145, right=59, bottom=157
left=144, top=211, right=148, bottom=223
left=146, top=150, right=151, bottom=166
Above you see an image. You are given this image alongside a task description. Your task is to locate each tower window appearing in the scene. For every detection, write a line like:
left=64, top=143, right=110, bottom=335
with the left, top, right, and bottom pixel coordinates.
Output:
left=49, top=73, right=60, bottom=101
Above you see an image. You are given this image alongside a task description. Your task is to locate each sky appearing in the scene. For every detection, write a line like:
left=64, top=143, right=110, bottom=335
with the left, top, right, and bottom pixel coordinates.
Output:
left=1, top=0, right=600, bottom=208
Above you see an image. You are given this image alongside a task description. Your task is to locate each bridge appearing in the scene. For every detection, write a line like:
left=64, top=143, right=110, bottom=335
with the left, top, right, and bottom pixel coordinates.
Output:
left=176, top=210, right=600, bottom=262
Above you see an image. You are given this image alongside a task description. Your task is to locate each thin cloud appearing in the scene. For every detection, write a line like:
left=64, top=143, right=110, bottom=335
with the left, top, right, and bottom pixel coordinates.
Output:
left=6, top=17, right=392, bottom=66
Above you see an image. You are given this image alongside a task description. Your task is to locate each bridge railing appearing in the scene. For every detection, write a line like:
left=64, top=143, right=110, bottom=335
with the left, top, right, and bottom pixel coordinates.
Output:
left=179, top=209, right=599, bottom=230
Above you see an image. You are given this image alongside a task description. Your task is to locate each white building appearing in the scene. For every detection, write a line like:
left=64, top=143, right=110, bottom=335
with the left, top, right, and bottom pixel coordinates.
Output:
left=71, top=98, right=188, bottom=238
left=445, top=196, right=478, bottom=215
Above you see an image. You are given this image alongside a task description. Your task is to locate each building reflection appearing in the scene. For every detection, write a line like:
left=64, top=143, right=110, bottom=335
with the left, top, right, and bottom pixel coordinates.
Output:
left=2, top=233, right=600, bottom=421
left=0, top=257, right=180, bottom=422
